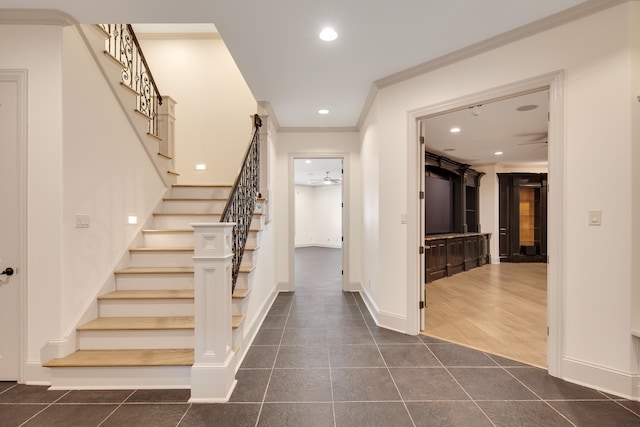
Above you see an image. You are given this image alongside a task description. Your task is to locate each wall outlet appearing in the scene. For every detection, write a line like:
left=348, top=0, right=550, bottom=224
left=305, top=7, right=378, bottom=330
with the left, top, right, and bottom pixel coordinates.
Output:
left=75, top=214, right=90, bottom=228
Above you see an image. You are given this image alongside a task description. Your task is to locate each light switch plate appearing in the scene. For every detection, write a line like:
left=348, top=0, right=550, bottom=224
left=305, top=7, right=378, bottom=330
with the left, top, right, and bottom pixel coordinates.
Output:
left=588, top=210, right=601, bottom=226
left=75, top=214, right=90, bottom=228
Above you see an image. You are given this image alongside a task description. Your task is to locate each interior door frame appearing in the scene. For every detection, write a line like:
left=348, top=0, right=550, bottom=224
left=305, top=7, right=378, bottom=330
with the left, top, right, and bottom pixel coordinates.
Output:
left=0, top=69, right=28, bottom=382
left=407, top=71, right=565, bottom=376
left=288, top=153, right=350, bottom=292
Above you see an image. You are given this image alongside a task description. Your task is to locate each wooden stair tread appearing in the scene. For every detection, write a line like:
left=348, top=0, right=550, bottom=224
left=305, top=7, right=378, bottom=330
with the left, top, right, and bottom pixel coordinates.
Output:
left=44, top=349, right=194, bottom=367
left=115, top=267, right=194, bottom=274
left=232, top=289, right=251, bottom=299
left=129, top=247, right=194, bottom=252
left=98, top=290, right=194, bottom=300
left=78, top=316, right=194, bottom=331
left=232, top=315, right=245, bottom=329
left=142, top=229, right=193, bottom=234
left=239, top=266, right=256, bottom=274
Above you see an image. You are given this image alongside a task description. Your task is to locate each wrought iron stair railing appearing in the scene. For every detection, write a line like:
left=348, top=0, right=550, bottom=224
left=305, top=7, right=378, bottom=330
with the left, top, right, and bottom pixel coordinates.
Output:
left=99, top=24, right=163, bottom=137
left=221, top=114, right=263, bottom=289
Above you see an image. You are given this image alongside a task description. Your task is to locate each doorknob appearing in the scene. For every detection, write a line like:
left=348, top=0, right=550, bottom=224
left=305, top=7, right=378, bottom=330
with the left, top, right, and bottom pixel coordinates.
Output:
left=1, top=267, right=14, bottom=276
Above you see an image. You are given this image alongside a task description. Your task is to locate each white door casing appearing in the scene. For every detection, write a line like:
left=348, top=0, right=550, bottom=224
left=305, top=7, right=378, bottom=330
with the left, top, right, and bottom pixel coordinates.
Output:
left=0, top=70, right=27, bottom=381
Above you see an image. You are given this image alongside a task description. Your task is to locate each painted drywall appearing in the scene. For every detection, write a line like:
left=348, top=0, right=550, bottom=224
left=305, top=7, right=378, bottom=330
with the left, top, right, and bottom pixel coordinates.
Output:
left=360, top=2, right=638, bottom=397
left=137, top=36, right=257, bottom=185
left=275, top=131, right=361, bottom=291
left=295, top=184, right=342, bottom=248
left=0, top=25, right=65, bottom=380
left=630, top=2, right=640, bottom=349
left=61, top=26, right=166, bottom=346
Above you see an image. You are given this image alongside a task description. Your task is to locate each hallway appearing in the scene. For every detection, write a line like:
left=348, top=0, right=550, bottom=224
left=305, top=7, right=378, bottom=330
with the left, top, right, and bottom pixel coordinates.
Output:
left=0, top=247, right=638, bottom=426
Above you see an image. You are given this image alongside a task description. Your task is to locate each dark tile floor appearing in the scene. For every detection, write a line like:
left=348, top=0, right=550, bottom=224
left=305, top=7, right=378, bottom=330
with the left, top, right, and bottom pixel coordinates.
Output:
left=2, top=247, right=639, bottom=426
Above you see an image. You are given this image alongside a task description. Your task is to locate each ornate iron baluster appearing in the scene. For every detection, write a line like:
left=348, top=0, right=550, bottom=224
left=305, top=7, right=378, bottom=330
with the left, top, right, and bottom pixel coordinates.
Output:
left=99, top=24, right=162, bottom=137
left=221, top=114, right=262, bottom=289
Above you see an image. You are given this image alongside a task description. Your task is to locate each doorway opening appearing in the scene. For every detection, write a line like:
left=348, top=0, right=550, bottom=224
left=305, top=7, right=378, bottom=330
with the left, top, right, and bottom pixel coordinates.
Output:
left=290, top=156, right=347, bottom=292
left=417, top=81, right=555, bottom=367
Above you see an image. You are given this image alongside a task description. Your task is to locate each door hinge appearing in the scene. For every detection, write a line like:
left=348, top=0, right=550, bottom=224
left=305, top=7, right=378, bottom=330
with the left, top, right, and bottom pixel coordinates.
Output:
left=419, top=246, right=425, bottom=255
left=419, top=301, right=425, bottom=309
left=341, top=236, right=344, bottom=242
left=419, top=191, right=425, bottom=199
left=420, top=136, right=425, bottom=145
left=341, top=270, right=344, bottom=275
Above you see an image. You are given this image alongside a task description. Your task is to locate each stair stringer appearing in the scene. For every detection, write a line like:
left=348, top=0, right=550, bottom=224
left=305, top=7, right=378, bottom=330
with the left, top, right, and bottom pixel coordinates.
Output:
left=75, top=23, right=177, bottom=187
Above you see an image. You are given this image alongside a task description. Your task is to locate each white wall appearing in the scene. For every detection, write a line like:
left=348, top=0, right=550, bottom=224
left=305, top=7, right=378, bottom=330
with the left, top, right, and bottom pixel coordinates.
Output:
left=295, top=184, right=342, bottom=248
left=275, top=132, right=361, bottom=291
left=360, top=2, right=639, bottom=398
left=137, top=35, right=257, bottom=184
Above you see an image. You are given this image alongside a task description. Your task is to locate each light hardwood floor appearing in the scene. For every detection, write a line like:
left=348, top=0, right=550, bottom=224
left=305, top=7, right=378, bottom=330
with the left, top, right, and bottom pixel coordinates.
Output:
left=422, top=262, right=547, bottom=368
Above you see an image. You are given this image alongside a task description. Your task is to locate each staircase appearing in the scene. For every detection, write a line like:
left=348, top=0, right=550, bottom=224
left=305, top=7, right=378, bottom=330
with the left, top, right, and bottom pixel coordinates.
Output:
left=44, top=184, right=265, bottom=389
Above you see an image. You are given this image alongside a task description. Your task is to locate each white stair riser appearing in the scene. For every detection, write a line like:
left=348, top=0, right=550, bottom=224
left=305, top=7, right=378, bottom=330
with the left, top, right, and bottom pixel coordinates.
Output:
left=129, top=251, right=194, bottom=267
left=143, top=232, right=193, bottom=248
left=234, top=272, right=253, bottom=291
left=99, top=300, right=194, bottom=317
left=232, top=327, right=244, bottom=351
left=170, top=186, right=230, bottom=199
left=48, top=366, right=191, bottom=390
left=161, top=199, right=227, bottom=213
left=78, top=330, right=194, bottom=350
left=246, top=231, right=260, bottom=247
left=232, top=299, right=247, bottom=317
left=154, top=214, right=220, bottom=229
left=240, top=250, right=259, bottom=268
left=115, top=273, right=194, bottom=290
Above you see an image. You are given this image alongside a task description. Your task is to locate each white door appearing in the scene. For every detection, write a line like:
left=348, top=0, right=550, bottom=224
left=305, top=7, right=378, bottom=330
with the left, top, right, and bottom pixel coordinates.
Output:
left=0, top=75, right=23, bottom=380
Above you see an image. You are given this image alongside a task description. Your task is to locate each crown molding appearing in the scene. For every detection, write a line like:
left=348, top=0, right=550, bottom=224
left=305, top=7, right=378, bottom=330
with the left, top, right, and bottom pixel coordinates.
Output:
left=0, top=9, right=76, bottom=26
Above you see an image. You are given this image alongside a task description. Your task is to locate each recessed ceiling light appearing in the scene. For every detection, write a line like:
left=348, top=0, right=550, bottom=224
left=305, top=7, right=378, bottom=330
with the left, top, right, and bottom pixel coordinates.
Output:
left=494, top=151, right=504, bottom=156
left=516, top=104, right=538, bottom=112
left=318, top=109, right=330, bottom=115
left=195, top=163, right=207, bottom=170
left=305, top=160, right=311, bottom=164
left=450, top=127, right=461, bottom=133
left=319, top=27, right=338, bottom=41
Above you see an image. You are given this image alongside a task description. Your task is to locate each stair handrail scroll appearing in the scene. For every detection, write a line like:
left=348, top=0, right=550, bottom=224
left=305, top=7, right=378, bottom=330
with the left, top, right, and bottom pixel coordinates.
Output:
left=221, top=114, right=262, bottom=289
left=99, top=24, right=163, bottom=137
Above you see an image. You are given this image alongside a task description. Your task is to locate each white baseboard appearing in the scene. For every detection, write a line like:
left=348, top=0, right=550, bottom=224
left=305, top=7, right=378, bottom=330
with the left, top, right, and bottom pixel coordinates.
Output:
left=294, top=244, right=342, bottom=249
left=358, top=287, right=411, bottom=334
left=24, top=361, right=51, bottom=385
left=562, top=356, right=640, bottom=400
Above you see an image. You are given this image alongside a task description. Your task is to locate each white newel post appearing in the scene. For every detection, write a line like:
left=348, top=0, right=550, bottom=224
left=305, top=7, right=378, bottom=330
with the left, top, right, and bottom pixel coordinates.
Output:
left=189, top=223, right=237, bottom=403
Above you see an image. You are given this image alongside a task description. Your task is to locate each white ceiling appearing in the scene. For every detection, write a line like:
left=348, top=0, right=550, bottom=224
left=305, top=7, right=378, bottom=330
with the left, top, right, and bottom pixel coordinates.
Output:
left=4, top=0, right=612, bottom=166
left=294, top=158, right=342, bottom=187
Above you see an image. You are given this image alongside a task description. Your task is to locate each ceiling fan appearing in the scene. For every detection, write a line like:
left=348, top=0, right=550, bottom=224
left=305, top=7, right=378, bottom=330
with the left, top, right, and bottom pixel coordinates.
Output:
left=517, top=134, right=548, bottom=150
left=314, top=171, right=342, bottom=185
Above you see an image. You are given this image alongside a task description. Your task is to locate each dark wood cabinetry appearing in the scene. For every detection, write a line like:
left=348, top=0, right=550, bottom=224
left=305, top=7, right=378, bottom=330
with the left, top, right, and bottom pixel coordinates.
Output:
left=498, top=173, right=547, bottom=263
left=425, top=233, right=491, bottom=283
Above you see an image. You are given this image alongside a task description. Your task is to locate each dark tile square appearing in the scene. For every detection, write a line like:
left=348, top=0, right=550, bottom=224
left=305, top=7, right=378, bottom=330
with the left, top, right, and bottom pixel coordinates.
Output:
left=548, top=400, right=640, bottom=427
left=487, top=353, right=528, bottom=367
left=289, top=302, right=325, bottom=315
left=331, top=368, right=401, bottom=401
left=478, top=401, right=574, bottom=427
left=324, top=293, right=358, bottom=305
left=258, top=403, right=333, bottom=427
left=379, top=344, right=441, bottom=367
left=274, top=345, right=329, bottom=368
left=281, top=328, right=327, bottom=345
left=428, top=343, right=498, bottom=367
left=324, top=303, right=362, bottom=316
left=329, top=345, right=385, bottom=368
left=240, top=346, right=279, bottom=369
left=230, top=369, right=271, bottom=402
left=285, top=314, right=326, bottom=329
left=274, top=293, right=294, bottom=303
left=419, top=334, right=448, bottom=344
left=0, top=404, right=46, bottom=426
left=252, top=328, right=284, bottom=345
left=180, top=403, right=260, bottom=427
left=324, top=314, right=366, bottom=328
left=267, top=304, right=291, bottom=316
left=264, top=369, right=332, bottom=402
left=0, top=385, right=66, bottom=403
left=507, top=367, right=607, bottom=400
left=327, top=328, right=374, bottom=345
left=57, top=389, right=133, bottom=403
left=407, top=401, right=493, bottom=427
left=261, top=315, right=287, bottom=329
left=126, top=388, right=190, bottom=403
left=619, top=399, right=640, bottom=415
left=100, top=403, right=189, bottom=427
left=23, top=403, right=118, bottom=427
left=0, top=382, right=15, bottom=393
left=390, top=367, right=469, bottom=401
left=335, top=402, right=413, bottom=427
left=370, top=328, right=421, bottom=344
left=448, top=367, right=539, bottom=400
